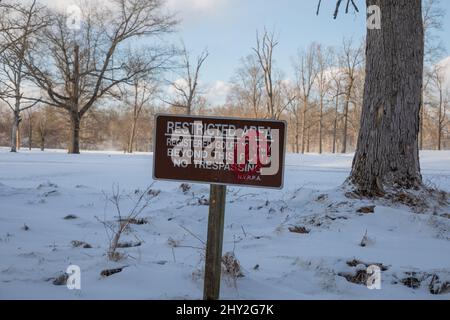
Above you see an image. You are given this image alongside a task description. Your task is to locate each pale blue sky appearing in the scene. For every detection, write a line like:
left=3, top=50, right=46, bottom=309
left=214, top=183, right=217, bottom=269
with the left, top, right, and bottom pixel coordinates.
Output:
left=161, top=0, right=449, bottom=101
left=49, top=0, right=449, bottom=102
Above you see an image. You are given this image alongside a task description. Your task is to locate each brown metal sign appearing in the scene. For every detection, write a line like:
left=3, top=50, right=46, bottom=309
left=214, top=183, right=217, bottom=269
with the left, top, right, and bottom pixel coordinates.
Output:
left=153, top=114, right=286, bottom=189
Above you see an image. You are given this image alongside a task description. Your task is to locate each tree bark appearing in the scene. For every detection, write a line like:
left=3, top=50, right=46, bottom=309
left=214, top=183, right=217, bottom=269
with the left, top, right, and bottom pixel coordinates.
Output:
left=349, top=0, right=424, bottom=195
left=68, top=45, right=81, bottom=154
left=69, top=111, right=81, bottom=154
left=16, top=124, right=21, bottom=150
left=40, top=136, right=45, bottom=151
left=419, top=100, right=424, bottom=150
left=11, top=74, right=22, bottom=152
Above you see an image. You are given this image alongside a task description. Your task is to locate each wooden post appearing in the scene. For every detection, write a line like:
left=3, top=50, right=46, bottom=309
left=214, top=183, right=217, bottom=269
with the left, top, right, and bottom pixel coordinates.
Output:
left=203, top=184, right=226, bottom=300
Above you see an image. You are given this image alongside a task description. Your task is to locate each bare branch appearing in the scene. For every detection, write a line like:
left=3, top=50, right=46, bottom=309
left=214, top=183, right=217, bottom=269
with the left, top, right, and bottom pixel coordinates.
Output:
left=166, top=43, right=209, bottom=115
left=316, top=0, right=359, bottom=19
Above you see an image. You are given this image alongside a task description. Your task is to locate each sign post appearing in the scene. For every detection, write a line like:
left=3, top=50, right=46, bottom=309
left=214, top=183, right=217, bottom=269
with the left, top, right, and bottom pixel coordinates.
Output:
left=203, top=184, right=226, bottom=300
left=153, top=114, right=286, bottom=300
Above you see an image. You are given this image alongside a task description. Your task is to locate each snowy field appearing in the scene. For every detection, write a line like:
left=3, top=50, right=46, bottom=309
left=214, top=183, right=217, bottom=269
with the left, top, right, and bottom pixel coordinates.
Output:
left=0, top=147, right=449, bottom=300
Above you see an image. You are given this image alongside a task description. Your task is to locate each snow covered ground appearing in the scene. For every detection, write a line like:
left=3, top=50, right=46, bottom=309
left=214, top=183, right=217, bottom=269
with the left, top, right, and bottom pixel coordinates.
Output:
left=0, top=147, right=449, bottom=300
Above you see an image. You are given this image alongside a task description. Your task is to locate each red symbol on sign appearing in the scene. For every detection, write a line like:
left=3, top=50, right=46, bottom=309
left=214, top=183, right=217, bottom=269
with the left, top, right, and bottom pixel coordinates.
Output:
left=230, top=130, right=270, bottom=181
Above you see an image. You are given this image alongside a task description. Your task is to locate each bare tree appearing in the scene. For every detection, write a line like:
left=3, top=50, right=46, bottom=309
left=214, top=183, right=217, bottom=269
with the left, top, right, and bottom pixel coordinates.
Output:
left=125, top=80, right=156, bottom=154
left=294, top=44, right=318, bottom=153
left=315, top=45, right=332, bottom=154
left=35, top=106, right=48, bottom=151
left=253, top=29, right=279, bottom=119
left=166, top=44, right=208, bottom=115
left=275, top=79, right=297, bottom=120
left=429, top=65, right=448, bottom=150
left=21, top=0, right=176, bottom=154
left=32, top=105, right=65, bottom=151
left=25, top=108, right=34, bottom=150
left=420, top=0, right=446, bottom=149
left=423, top=0, right=446, bottom=65
left=318, top=0, right=427, bottom=195
left=421, top=72, right=431, bottom=150
left=350, top=0, right=424, bottom=195
left=114, top=49, right=171, bottom=153
left=0, top=0, right=40, bottom=54
left=316, top=0, right=359, bottom=19
left=228, top=55, right=264, bottom=118
left=286, top=89, right=302, bottom=153
left=329, top=64, right=345, bottom=154
left=339, top=39, right=363, bottom=154
left=0, top=0, right=47, bottom=152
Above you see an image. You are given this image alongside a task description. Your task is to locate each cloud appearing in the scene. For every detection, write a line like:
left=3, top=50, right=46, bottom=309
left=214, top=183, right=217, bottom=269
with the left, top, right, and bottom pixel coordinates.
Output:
left=165, top=0, right=230, bottom=18
left=167, top=0, right=223, bottom=11
left=39, top=0, right=82, bottom=10
left=39, top=0, right=231, bottom=26
left=168, top=0, right=217, bottom=10
left=205, top=80, right=231, bottom=105
left=42, top=0, right=226, bottom=11
left=165, top=79, right=230, bottom=105
left=166, top=78, right=189, bottom=96
left=39, top=0, right=112, bottom=12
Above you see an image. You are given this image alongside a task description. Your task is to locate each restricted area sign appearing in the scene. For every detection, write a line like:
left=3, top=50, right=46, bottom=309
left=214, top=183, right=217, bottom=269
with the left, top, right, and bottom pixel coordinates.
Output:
left=153, top=114, right=286, bottom=300
left=153, top=114, right=286, bottom=189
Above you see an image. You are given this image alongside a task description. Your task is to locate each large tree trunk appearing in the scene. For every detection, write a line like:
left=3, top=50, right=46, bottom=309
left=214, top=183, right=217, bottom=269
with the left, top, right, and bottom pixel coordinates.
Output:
left=69, top=111, right=81, bottom=154
left=68, top=45, right=81, bottom=155
left=349, top=0, right=424, bottom=195
left=419, top=101, right=424, bottom=150
left=11, top=85, right=22, bottom=152
left=16, top=125, right=21, bottom=151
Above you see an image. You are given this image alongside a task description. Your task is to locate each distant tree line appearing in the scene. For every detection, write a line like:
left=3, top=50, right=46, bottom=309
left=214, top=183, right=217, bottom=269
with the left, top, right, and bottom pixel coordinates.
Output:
left=0, top=0, right=448, bottom=154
